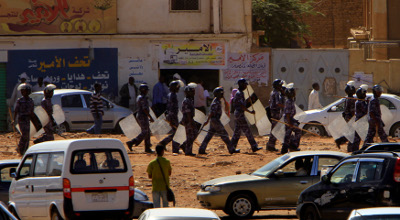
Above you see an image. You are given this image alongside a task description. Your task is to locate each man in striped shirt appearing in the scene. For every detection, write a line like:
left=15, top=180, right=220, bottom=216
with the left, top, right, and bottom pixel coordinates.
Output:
left=87, top=83, right=104, bottom=134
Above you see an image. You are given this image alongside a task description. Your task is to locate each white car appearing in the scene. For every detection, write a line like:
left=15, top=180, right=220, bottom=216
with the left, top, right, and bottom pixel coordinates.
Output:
left=347, top=207, right=400, bottom=219
left=138, top=208, right=220, bottom=220
left=300, top=93, right=400, bottom=138
left=30, top=89, right=132, bottom=132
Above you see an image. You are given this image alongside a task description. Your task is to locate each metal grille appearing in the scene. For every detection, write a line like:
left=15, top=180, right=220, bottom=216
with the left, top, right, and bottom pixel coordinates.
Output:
left=171, top=0, right=199, bottom=10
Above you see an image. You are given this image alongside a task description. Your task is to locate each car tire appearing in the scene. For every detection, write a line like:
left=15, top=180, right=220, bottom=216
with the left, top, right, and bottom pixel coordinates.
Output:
left=227, top=193, right=256, bottom=218
left=51, top=208, right=63, bottom=220
left=390, top=123, right=400, bottom=138
left=58, top=122, right=69, bottom=133
left=302, top=206, right=320, bottom=220
left=303, top=124, right=325, bottom=136
left=9, top=206, right=20, bottom=220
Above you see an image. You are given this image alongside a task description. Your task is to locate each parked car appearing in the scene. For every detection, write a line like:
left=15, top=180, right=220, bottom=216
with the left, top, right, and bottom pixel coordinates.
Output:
left=0, top=160, right=19, bottom=204
left=347, top=207, right=400, bottom=220
left=352, top=142, right=400, bottom=155
left=133, top=188, right=154, bottom=218
left=197, top=151, right=348, bottom=218
left=138, top=208, right=220, bottom=220
left=297, top=152, right=400, bottom=220
left=0, top=201, right=17, bottom=220
left=30, top=89, right=132, bottom=132
left=300, top=93, right=400, bottom=137
left=9, top=138, right=135, bottom=220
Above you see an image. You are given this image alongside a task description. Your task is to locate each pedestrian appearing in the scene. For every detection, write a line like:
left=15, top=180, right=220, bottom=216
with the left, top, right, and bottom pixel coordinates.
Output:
left=152, top=75, right=169, bottom=117
left=147, top=144, right=172, bottom=208
left=9, top=72, right=30, bottom=110
left=308, top=82, right=323, bottom=110
left=127, top=84, right=155, bottom=153
left=363, top=84, right=389, bottom=146
left=86, top=83, right=104, bottom=134
left=198, top=87, right=239, bottom=155
left=194, top=79, right=207, bottom=114
left=335, top=81, right=356, bottom=150
left=32, top=77, right=45, bottom=92
left=281, top=86, right=301, bottom=154
left=13, top=83, right=34, bottom=156
left=180, top=85, right=197, bottom=156
left=173, top=73, right=186, bottom=108
left=33, top=84, right=57, bottom=144
left=266, top=79, right=285, bottom=152
left=230, top=78, right=261, bottom=153
left=119, top=76, right=138, bottom=111
left=352, top=85, right=369, bottom=152
left=159, top=81, right=181, bottom=155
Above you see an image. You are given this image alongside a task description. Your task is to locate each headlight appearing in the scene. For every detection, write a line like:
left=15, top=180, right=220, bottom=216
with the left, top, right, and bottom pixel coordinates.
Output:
left=204, top=185, right=221, bottom=192
left=134, top=191, right=149, bottom=201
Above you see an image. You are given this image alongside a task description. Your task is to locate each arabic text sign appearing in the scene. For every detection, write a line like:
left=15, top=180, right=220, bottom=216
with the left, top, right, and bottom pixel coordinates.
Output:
left=223, top=53, right=269, bottom=83
left=0, top=0, right=117, bottom=34
left=159, top=42, right=227, bottom=69
left=7, top=48, right=118, bottom=97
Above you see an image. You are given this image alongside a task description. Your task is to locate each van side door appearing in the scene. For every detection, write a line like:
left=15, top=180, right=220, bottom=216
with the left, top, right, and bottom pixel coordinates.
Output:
left=11, top=155, right=34, bottom=219
left=30, top=153, right=51, bottom=218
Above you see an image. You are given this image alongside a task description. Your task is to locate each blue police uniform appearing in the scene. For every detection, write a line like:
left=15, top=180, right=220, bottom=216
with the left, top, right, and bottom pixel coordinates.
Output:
left=364, top=98, right=388, bottom=145
left=266, top=89, right=284, bottom=150
left=352, top=99, right=368, bottom=151
left=15, top=96, right=34, bottom=155
left=129, top=95, right=152, bottom=148
left=160, top=92, right=180, bottom=153
left=282, top=98, right=301, bottom=154
left=181, top=97, right=197, bottom=155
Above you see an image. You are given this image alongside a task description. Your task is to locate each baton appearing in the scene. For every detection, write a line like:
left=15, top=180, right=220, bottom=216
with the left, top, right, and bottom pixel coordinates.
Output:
left=271, top=118, right=320, bottom=137
left=333, top=95, right=368, bottom=101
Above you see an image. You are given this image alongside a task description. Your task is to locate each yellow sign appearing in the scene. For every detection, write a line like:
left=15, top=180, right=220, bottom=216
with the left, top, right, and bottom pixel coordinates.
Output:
left=0, top=0, right=116, bottom=34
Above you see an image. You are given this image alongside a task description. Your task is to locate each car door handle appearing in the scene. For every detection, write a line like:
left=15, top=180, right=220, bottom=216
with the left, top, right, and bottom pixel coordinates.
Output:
left=31, top=185, right=34, bottom=192
left=300, top=181, right=308, bottom=184
left=25, top=185, right=29, bottom=189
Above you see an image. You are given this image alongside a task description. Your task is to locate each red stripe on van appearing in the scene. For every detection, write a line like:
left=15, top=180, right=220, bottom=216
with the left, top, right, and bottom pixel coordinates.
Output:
left=71, top=186, right=129, bottom=192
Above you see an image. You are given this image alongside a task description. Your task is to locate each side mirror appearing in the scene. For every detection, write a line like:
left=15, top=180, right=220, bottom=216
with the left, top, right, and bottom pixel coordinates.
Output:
left=10, top=168, right=16, bottom=178
left=321, top=175, right=330, bottom=183
left=330, top=106, right=337, bottom=111
left=274, top=170, right=284, bottom=177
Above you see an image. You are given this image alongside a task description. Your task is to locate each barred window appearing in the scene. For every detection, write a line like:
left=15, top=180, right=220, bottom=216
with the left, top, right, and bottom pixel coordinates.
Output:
left=171, top=0, right=199, bottom=11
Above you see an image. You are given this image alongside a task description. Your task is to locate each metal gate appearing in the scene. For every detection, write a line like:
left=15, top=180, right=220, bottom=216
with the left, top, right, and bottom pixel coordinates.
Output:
left=0, top=63, right=7, bottom=131
left=272, top=49, right=349, bottom=110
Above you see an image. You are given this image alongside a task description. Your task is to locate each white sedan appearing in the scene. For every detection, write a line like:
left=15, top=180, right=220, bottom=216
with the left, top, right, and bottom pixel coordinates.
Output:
left=138, top=208, right=220, bottom=220
left=300, top=93, right=400, bottom=138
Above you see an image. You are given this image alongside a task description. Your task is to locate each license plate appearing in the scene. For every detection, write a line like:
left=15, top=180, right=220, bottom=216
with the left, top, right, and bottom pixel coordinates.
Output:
left=91, top=193, right=108, bottom=202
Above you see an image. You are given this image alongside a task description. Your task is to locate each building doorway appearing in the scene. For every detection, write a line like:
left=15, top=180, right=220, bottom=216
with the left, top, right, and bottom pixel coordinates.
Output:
left=160, top=69, right=220, bottom=93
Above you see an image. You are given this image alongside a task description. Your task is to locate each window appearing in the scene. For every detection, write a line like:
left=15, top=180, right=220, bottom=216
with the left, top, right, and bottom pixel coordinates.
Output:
left=61, top=95, right=83, bottom=108
left=356, top=161, right=384, bottom=182
left=281, top=157, right=313, bottom=177
left=379, top=98, right=396, bottom=110
left=318, top=157, right=341, bottom=172
left=48, top=153, right=64, bottom=176
left=1, top=166, right=16, bottom=183
left=34, top=154, right=49, bottom=177
left=171, top=0, right=199, bottom=11
left=330, top=161, right=357, bottom=184
left=71, top=149, right=127, bottom=174
left=328, top=100, right=345, bottom=112
left=18, top=155, right=33, bottom=179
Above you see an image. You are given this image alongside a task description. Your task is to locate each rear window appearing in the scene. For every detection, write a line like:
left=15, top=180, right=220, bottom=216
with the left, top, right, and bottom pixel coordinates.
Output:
left=71, top=149, right=127, bottom=174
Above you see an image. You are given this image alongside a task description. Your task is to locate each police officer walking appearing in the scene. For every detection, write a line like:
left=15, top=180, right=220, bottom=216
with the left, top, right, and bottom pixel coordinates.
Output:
left=181, top=86, right=197, bottom=156
left=352, top=85, right=369, bottom=152
left=335, top=81, right=356, bottom=150
left=281, top=87, right=301, bottom=154
left=33, top=84, right=57, bottom=144
left=266, top=79, right=284, bottom=152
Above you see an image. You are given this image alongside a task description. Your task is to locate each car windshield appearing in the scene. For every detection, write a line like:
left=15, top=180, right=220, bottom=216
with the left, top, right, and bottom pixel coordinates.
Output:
left=70, top=149, right=127, bottom=174
left=30, top=93, right=45, bottom=106
left=321, top=98, right=344, bottom=111
left=252, top=154, right=289, bottom=176
left=350, top=215, right=400, bottom=220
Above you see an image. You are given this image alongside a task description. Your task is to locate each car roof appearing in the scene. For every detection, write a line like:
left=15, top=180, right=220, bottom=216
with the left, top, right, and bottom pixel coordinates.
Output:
left=285, top=151, right=348, bottom=158
left=145, top=208, right=219, bottom=219
left=25, top=138, right=125, bottom=154
left=0, top=159, right=20, bottom=165
left=347, top=152, right=400, bottom=159
left=31, top=89, right=92, bottom=96
left=352, top=207, right=400, bottom=216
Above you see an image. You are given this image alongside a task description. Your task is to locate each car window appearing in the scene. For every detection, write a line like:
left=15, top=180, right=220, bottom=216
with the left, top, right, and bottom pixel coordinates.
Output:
left=18, top=155, right=33, bottom=179
left=281, top=157, right=313, bottom=177
left=1, top=166, right=16, bottom=183
left=83, top=94, right=91, bottom=108
left=328, top=100, right=345, bottom=112
left=61, top=94, right=83, bottom=108
left=71, top=149, right=127, bottom=174
left=34, top=154, right=49, bottom=177
left=330, top=161, right=357, bottom=184
left=252, top=154, right=289, bottom=176
left=48, top=153, right=64, bottom=176
left=318, top=157, right=341, bottom=172
left=379, top=98, right=396, bottom=110
left=356, top=161, right=384, bottom=182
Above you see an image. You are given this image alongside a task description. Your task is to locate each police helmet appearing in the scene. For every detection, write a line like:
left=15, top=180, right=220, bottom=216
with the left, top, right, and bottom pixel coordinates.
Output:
left=169, top=80, right=180, bottom=90
left=272, top=79, right=283, bottom=89
left=285, top=87, right=296, bottom=99
left=139, top=84, right=149, bottom=92
left=44, top=84, right=56, bottom=93
left=237, top=78, right=248, bottom=86
left=372, top=84, right=383, bottom=93
left=17, top=83, right=31, bottom=91
left=356, top=87, right=367, bottom=99
left=213, top=87, right=224, bottom=96
left=184, top=85, right=195, bottom=93
left=345, top=81, right=356, bottom=95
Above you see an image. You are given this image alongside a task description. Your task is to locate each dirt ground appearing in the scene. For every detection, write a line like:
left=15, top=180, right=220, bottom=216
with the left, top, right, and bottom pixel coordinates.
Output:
left=1, top=132, right=398, bottom=220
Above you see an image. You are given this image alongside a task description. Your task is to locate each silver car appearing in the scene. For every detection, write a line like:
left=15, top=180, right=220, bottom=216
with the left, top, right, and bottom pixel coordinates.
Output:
left=30, top=89, right=132, bottom=132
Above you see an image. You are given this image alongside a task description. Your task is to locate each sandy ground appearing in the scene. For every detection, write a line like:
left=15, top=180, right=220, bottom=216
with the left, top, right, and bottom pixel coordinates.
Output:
left=1, top=131, right=398, bottom=220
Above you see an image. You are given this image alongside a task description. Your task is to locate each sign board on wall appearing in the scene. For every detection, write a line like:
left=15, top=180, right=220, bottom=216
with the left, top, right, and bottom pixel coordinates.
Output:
left=159, top=42, right=227, bottom=69
left=7, top=48, right=118, bottom=97
left=120, top=57, right=147, bottom=84
left=0, top=0, right=117, bottom=34
left=223, top=52, right=269, bottom=83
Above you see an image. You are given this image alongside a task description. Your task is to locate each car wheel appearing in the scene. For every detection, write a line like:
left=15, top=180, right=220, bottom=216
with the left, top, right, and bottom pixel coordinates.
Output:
left=303, top=124, right=324, bottom=136
left=302, top=206, right=320, bottom=220
left=51, top=208, right=63, bottom=220
left=9, top=206, right=20, bottom=220
left=58, top=122, right=69, bottom=133
left=227, top=194, right=255, bottom=218
left=390, top=123, right=400, bottom=138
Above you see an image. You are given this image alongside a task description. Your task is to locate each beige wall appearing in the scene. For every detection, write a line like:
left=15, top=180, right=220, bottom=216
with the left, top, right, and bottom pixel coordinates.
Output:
left=349, top=49, right=400, bottom=94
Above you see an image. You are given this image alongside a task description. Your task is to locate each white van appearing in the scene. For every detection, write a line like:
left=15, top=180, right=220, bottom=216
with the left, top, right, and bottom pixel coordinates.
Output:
left=9, top=138, right=135, bottom=220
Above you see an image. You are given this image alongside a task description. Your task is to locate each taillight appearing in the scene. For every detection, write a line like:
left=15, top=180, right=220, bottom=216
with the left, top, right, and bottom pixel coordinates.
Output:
left=129, top=176, right=135, bottom=197
left=394, top=158, right=400, bottom=182
left=63, top=178, right=72, bottom=199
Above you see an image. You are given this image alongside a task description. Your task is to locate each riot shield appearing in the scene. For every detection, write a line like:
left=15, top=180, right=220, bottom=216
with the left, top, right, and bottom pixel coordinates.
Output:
left=119, top=114, right=141, bottom=140
left=173, top=125, right=186, bottom=145
left=150, top=113, right=172, bottom=141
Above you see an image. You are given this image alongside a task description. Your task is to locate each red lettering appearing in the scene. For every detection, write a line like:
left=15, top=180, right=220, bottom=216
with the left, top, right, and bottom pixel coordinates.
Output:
left=19, top=0, right=70, bottom=25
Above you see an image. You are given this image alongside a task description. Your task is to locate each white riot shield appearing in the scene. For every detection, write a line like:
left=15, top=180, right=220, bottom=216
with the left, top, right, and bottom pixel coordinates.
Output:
left=52, top=104, right=65, bottom=125
left=150, top=114, right=172, bottom=141
left=178, top=111, right=183, bottom=122
left=196, top=123, right=210, bottom=144
left=220, top=112, right=230, bottom=126
left=256, top=115, right=272, bottom=136
left=16, top=121, right=38, bottom=139
left=380, top=105, right=393, bottom=127
left=34, top=106, right=50, bottom=128
left=119, top=114, right=141, bottom=140
left=345, top=117, right=356, bottom=143
left=173, top=125, right=186, bottom=145
left=353, top=116, right=369, bottom=141
left=225, top=124, right=233, bottom=137
left=245, top=100, right=266, bottom=125
left=271, top=119, right=285, bottom=143
left=327, top=115, right=352, bottom=141
left=194, top=109, right=207, bottom=124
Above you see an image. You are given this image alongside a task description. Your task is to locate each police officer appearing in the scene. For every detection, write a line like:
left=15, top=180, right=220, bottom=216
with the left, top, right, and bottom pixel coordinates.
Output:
left=352, top=85, right=369, bottom=152
left=198, top=87, right=239, bottom=155
left=181, top=85, right=197, bottom=156
left=281, top=87, right=301, bottom=154
left=363, top=85, right=389, bottom=146
left=13, top=83, right=34, bottom=155
left=231, top=78, right=261, bottom=153
left=266, top=79, right=284, bottom=152
left=127, top=84, right=154, bottom=153
left=159, top=81, right=181, bottom=154
left=335, top=81, right=356, bottom=150
left=33, top=84, right=57, bottom=144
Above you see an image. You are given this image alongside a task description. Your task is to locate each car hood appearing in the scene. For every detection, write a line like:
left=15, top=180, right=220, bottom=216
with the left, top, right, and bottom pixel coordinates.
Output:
left=305, top=109, right=323, bottom=115
left=202, top=174, right=262, bottom=186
